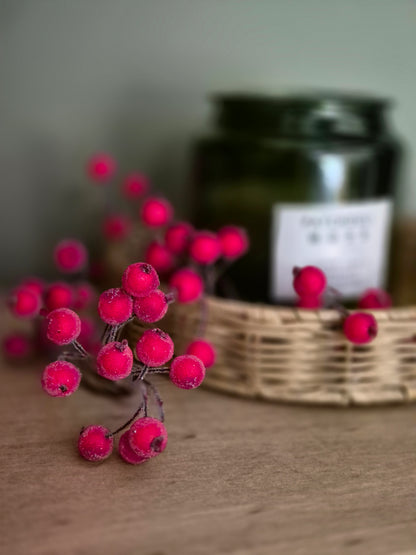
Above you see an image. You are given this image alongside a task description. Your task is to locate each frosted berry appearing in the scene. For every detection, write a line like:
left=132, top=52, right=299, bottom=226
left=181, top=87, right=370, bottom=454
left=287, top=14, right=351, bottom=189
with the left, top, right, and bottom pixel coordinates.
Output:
left=78, top=425, right=113, bottom=462
left=133, top=289, right=168, bottom=323
left=293, top=266, right=327, bottom=297
left=87, top=153, right=116, bottom=182
left=218, top=225, right=249, bottom=260
left=9, top=286, right=41, bottom=319
left=46, top=308, right=81, bottom=345
left=358, top=288, right=392, bottom=310
left=102, top=213, right=132, bottom=241
left=296, top=295, right=322, bottom=309
left=20, top=277, right=45, bottom=296
left=185, top=339, right=216, bottom=369
left=135, top=328, right=174, bottom=367
left=343, top=312, right=378, bottom=345
left=170, top=355, right=206, bottom=389
left=2, top=332, right=32, bottom=360
left=44, top=282, right=73, bottom=312
left=118, top=431, right=149, bottom=465
left=98, top=288, right=133, bottom=325
left=129, top=417, right=168, bottom=458
left=164, top=222, right=193, bottom=255
left=122, top=173, right=149, bottom=199
left=169, top=268, right=204, bottom=303
left=96, top=340, right=133, bottom=381
left=140, top=197, right=173, bottom=228
left=189, top=231, right=221, bottom=265
left=122, top=262, right=159, bottom=298
left=73, top=282, right=96, bottom=310
left=41, top=360, right=81, bottom=397
left=54, top=239, right=88, bottom=274
left=144, top=241, right=174, bottom=274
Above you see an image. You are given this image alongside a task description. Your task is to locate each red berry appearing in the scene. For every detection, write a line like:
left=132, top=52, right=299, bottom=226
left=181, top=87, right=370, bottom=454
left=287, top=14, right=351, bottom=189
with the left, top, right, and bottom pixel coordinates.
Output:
left=135, top=328, right=174, bottom=367
left=296, top=295, right=322, bottom=309
left=343, top=312, right=378, bottom=345
left=144, top=241, right=174, bottom=274
left=73, top=282, right=96, bottom=310
left=170, top=355, right=205, bottom=389
left=185, top=339, right=216, bottom=369
left=293, top=266, right=327, bottom=297
left=358, top=288, right=392, bottom=310
left=189, top=231, right=221, bottom=265
left=169, top=268, right=203, bottom=303
left=164, top=222, right=193, bottom=254
left=87, top=153, right=116, bottom=182
left=102, top=213, right=132, bottom=241
left=218, top=225, right=249, bottom=260
left=8, top=286, right=41, bottom=319
left=118, top=431, right=149, bottom=465
left=54, top=239, right=88, bottom=274
left=140, top=197, right=173, bottom=228
left=78, top=425, right=113, bottom=462
left=129, top=417, right=167, bottom=458
left=46, top=308, right=81, bottom=345
left=41, top=360, right=81, bottom=397
left=98, top=288, right=133, bottom=325
left=133, top=289, right=168, bottom=323
left=2, top=332, right=32, bottom=360
left=122, top=173, right=149, bottom=199
left=44, top=282, right=73, bottom=312
left=96, top=340, right=133, bottom=381
left=122, top=262, right=159, bottom=298
left=20, top=277, right=45, bottom=296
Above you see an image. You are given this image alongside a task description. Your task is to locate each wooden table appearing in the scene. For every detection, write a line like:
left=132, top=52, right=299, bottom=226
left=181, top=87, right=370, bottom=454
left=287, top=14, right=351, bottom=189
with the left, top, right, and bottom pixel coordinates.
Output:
left=1, top=356, right=415, bottom=555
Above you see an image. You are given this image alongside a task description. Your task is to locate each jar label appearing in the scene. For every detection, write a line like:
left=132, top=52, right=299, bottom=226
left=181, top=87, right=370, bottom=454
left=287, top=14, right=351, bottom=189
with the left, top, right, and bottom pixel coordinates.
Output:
left=270, top=199, right=393, bottom=301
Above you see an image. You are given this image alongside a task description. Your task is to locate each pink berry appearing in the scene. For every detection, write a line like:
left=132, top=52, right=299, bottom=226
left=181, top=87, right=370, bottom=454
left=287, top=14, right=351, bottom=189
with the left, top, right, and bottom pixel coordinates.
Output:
left=122, top=173, right=149, bottom=199
left=87, top=153, right=116, bottom=182
left=293, top=266, right=327, bottom=297
left=189, top=231, right=221, bottom=265
left=8, top=286, right=41, bottom=319
left=135, top=328, right=174, bottom=367
left=140, top=197, right=173, bottom=228
left=185, top=339, right=216, bottom=369
left=54, top=239, right=88, bottom=274
left=343, top=312, right=378, bottom=345
left=118, top=431, right=149, bottom=465
left=164, top=222, right=194, bottom=254
left=41, top=360, right=81, bottom=397
left=170, top=355, right=206, bottom=389
left=129, top=417, right=168, bottom=458
left=73, top=282, right=96, bottom=310
left=296, top=295, right=322, bottom=309
left=98, top=288, right=133, bottom=325
left=144, top=241, right=174, bottom=274
left=218, top=225, right=249, bottom=260
left=133, top=290, right=168, bottom=323
left=102, top=213, right=132, bottom=241
left=169, top=268, right=204, bottom=303
left=44, top=282, right=73, bottom=312
left=96, top=340, right=133, bottom=381
left=78, top=425, right=113, bottom=462
left=358, top=288, right=392, bottom=310
left=122, top=262, right=159, bottom=298
left=46, top=308, right=81, bottom=345
left=20, top=277, right=45, bottom=296
left=2, top=332, right=32, bottom=360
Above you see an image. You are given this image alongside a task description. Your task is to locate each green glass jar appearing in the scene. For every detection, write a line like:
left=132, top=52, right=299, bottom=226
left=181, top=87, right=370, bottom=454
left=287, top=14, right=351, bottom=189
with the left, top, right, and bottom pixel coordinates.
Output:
left=192, top=92, right=402, bottom=303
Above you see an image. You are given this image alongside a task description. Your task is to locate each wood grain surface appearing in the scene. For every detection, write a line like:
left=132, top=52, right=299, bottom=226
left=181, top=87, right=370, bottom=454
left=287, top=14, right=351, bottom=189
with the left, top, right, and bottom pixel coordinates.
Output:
left=1, top=356, right=415, bottom=555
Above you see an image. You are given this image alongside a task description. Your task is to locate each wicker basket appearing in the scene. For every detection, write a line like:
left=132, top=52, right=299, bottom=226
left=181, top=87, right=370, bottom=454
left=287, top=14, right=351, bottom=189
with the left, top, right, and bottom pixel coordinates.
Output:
left=127, top=296, right=416, bottom=406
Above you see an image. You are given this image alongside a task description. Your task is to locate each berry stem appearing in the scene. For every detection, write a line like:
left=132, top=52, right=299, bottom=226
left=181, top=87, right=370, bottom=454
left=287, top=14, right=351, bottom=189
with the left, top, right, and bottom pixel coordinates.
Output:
left=71, top=340, right=89, bottom=358
left=144, top=379, right=165, bottom=422
left=139, top=381, right=148, bottom=417
left=165, top=291, right=176, bottom=304
left=147, top=367, right=170, bottom=374
left=107, top=401, right=144, bottom=437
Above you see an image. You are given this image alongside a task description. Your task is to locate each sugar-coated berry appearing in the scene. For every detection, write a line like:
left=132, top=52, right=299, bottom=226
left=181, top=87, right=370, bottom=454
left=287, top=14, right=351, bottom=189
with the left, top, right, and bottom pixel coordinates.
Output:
left=46, top=308, right=81, bottom=345
left=189, top=231, right=221, bottom=265
left=129, top=417, right=168, bottom=458
left=133, top=290, right=168, bottom=323
left=78, top=425, right=113, bottom=462
left=118, top=431, right=149, bottom=465
left=343, top=312, right=378, bottom=345
left=73, top=282, right=96, bottom=310
left=2, top=332, right=32, bottom=360
left=170, top=355, right=206, bottom=389
left=296, top=295, right=322, bottom=309
left=98, top=288, right=133, bottom=325
left=102, top=213, right=132, bottom=241
left=358, top=288, right=392, bottom=310
left=185, top=339, right=216, bottom=369
left=164, top=222, right=194, bottom=255
left=169, top=268, right=204, bottom=304
left=20, top=277, right=45, bottom=297
left=140, top=197, right=173, bottom=228
left=96, top=340, right=133, bottom=381
left=122, top=262, right=160, bottom=298
left=44, top=282, right=73, bottom=312
left=41, top=360, right=81, bottom=397
left=218, top=225, right=249, bottom=260
left=135, top=328, right=174, bottom=367
left=54, top=239, right=88, bottom=274
left=86, top=153, right=116, bottom=182
left=144, top=241, right=174, bottom=274
left=122, top=173, right=149, bottom=199
left=9, top=286, right=41, bottom=319
left=293, top=266, right=327, bottom=297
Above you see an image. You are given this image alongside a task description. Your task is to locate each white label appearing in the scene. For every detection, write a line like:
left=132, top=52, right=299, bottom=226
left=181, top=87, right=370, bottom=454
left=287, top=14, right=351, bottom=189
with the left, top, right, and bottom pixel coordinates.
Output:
left=271, top=199, right=393, bottom=301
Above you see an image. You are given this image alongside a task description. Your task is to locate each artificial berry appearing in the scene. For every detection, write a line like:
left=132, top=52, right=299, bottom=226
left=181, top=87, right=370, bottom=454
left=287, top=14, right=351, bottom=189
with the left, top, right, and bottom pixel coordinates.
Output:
left=53, top=239, right=88, bottom=274
left=185, top=339, right=216, bottom=369
left=140, top=197, right=173, bottom=228
left=133, top=289, right=168, bottom=323
left=189, top=231, right=221, bottom=265
left=44, top=282, right=73, bottom=312
left=122, top=262, right=159, bottom=298
left=135, top=328, right=174, bottom=367
left=122, top=173, right=149, bottom=199
left=170, top=355, right=206, bottom=389
left=169, top=268, right=204, bottom=303
left=118, top=431, right=149, bottom=465
left=102, top=213, right=132, bottom=241
left=98, top=288, right=133, bottom=325
left=86, top=153, right=116, bottom=182
left=144, top=241, right=174, bottom=274
left=20, top=277, right=45, bottom=296
left=343, top=312, right=378, bottom=345
left=73, top=282, right=96, bottom=310
left=46, top=308, right=81, bottom=345
left=96, top=340, right=133, bottom=381
left=296, top=296, right=322, bottom=309
left=129, top=417, right=168, bottom=458
left=358, top=288, right=392, bottom=310
left=164, top=222, right=193, bottom=255
left=78, top=425, right=114, bottom=462
left=8, top=286, right=41, bottom=319
left=2, top=332, right=33, bottom=360
left=41, top=360, right=81, bottom=397
left=293, top=266, right=327, bottom=297
left=218, top=225, right=249, bottom=260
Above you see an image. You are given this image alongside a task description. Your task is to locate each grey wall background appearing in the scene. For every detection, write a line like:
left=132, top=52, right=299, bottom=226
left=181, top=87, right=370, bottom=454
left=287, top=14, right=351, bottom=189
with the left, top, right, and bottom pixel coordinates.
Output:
left=1, top=0, right=415, bottom=283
